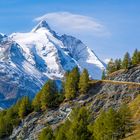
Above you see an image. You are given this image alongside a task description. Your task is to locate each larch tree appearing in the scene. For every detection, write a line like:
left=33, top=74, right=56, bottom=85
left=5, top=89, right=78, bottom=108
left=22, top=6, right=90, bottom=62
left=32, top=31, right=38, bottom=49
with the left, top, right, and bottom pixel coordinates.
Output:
left=132, top=49, right=138, bottom=66
left=122, top=52, right=131, bottom=69
left=78, top=69, right=90, bottom=94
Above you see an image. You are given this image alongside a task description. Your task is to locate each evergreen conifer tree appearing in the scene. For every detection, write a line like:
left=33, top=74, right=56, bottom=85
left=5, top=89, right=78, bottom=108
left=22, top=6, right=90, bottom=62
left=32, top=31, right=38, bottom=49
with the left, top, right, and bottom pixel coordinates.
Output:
left=40, top=80, right=57, bottom=110
left=132, top=49, right=138, bottom=66
left=118, top=104, right=132, bottom=138
left=137, top=51, right=140, bottom=64
left=101, top=70, right=106, bottom=80
left=104, top=108, right=121, bottom=139
left=32, top=91, right=42, bottom=111
left=78, top=69, right=89, bottom=94
left=39, top=126, right=54, bottom=140
left=107, top=59, right=116, bottom=74
left=122, top=52, right=131, bottom=69
left=64, top=67, right=80, bottom=99
left=18, top=96, right=31, bottom=119
left=93, top=111, right=107, bottom=140
left=115, top=59, right=122, bottom=70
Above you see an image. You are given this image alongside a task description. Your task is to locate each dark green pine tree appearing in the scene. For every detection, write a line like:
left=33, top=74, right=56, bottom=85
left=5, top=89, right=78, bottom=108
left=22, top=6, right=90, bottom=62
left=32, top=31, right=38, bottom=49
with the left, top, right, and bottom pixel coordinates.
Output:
left=137, top=51, right=140, bottom=64
left=104, top=108, right=121, bottom=139
left=93, top=108, right=121, bottom=140
left=122, top=52, right=131, bottom=69
left=33, top=80, right=63, bottom=111
left=66, top=107, right=91, bottom=140
left=92, top=111, right=107, bottom=140
left=101, top=70, right=106, bottom=80
left=118, top=104, right=132, bottom=138
left=92, top=105, right=132, bottom=140
left=78, top=69, right=89, bottom=94
left=114, top=58, right=122, bottom=70
left=40, top=80, right=57, bottom=110
left=18, top=96, right=32, bottom=119
left=39, top=126, right=54, bottom=140
left=64, top=67, right=80, bottom=100
left=132, top=49, right=138, bottom=66
left=55, top=122, right=69, bottom=140
left=0, top=116, right=8, bottom=138
left=71, top=67, right=80, bottom=91
left=32, top=91, right=42, bottom=111
left=64, top=73, right=76, bottom=100
left=55, top=106, right=91, bottom=140
left=107, top=59, right=116, bottom=74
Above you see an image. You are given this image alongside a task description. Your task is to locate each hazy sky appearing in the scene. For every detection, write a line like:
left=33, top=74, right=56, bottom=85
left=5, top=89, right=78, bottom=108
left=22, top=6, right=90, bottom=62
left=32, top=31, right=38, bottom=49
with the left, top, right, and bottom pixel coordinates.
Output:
left=0, top=0, right=140, bottom=62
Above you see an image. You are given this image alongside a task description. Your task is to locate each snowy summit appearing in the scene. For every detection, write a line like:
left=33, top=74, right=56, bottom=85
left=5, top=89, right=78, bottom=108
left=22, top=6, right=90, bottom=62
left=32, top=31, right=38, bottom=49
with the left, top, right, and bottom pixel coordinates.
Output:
left=0, top=20, right=106, bottom=108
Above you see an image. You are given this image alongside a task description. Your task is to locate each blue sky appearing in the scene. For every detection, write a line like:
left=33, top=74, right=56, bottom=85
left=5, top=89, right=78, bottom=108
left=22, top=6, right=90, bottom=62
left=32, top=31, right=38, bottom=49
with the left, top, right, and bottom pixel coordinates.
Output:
left=0, top=0, right=140, bottom=62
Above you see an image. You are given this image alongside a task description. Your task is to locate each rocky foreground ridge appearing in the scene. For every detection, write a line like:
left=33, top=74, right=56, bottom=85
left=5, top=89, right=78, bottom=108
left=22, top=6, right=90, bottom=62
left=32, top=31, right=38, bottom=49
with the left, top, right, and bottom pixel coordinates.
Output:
left=107, top=65, right=140, bottom=83
left=10, top=66, right=140, bottom=140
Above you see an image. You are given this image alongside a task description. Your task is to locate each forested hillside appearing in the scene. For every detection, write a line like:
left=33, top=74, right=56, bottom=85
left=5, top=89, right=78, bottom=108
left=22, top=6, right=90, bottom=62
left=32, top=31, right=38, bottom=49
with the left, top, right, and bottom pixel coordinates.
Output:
left=0, top=50, right=140, bottom=140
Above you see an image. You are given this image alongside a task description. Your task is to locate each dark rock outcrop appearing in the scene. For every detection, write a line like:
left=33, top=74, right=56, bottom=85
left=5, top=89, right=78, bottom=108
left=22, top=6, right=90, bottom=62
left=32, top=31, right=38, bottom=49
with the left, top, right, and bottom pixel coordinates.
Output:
left=107, top=65, right=140, bottom=83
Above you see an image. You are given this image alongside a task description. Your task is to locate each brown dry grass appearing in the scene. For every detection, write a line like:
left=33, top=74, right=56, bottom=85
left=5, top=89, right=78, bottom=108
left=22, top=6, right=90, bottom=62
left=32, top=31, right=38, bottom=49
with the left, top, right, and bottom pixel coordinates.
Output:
left=89, top=80, right=140, bottom=86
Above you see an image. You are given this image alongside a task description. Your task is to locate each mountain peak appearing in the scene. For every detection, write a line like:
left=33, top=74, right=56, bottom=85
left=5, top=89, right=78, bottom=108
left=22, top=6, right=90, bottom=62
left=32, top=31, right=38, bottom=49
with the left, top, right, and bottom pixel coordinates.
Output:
left=0, top=33, right=8, bottom=42
left=32, top=20, right=52, bottom=32
left=0, top=33, right=7, bottom=38
left=0, top=21, right=106, bottom=108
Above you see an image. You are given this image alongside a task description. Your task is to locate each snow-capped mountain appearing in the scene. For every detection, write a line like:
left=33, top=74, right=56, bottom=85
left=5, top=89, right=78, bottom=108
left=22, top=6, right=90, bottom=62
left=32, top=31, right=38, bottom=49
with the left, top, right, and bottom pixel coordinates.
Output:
left=0, top=20, right=105, bottom=108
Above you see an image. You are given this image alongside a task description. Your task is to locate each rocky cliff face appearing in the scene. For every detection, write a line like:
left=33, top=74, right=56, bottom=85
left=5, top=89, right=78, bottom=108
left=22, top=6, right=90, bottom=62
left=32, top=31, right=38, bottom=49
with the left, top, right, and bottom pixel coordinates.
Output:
left=89, top=81, right=140, bottom=111
left=10, top=66, right=140, bottom=140
left=107, top=65, right=140, bottom=83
